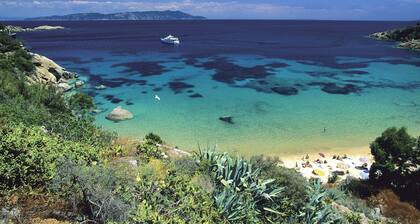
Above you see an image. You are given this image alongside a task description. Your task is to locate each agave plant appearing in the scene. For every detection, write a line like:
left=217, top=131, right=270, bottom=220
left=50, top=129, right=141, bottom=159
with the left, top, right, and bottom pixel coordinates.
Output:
left=298, top=180, right=344, bottom=224
left=195, top=148, right=284, bottom=221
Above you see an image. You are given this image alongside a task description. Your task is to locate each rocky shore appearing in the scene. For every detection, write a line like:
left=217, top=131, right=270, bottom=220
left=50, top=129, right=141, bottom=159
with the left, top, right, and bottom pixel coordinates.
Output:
left=28, top=52, right=78, bottom=91
left=3, top=25, right=65, bottom=33
left=370, top=23, right=420, bottom=50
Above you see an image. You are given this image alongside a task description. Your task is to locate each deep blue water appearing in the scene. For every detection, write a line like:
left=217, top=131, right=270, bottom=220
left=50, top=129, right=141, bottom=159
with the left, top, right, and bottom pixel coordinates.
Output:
left=9, top=20, right=420, bottom=156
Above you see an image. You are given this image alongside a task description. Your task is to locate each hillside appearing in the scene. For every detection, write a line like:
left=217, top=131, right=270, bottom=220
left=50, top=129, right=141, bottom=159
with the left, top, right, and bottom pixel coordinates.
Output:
left=26, top=10, right=206, bottom=21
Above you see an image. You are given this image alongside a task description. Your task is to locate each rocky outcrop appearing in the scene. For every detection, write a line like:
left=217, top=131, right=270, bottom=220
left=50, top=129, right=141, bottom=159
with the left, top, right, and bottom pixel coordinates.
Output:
left=3, top=25, right=65, bottom=33
left=397, top=39, right=420, bottom=50
left=106, top=106, right=134, bottom=121
left=370, top=24, right=420, bottom=51
left=28, top=53, right=77, bottom=90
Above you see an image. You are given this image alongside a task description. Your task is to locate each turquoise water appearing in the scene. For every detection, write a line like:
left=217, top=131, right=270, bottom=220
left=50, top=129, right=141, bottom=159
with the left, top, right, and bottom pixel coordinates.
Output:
left=60, top=52, right=420, bottom=156
left=15, top=20, right=420, bottom=156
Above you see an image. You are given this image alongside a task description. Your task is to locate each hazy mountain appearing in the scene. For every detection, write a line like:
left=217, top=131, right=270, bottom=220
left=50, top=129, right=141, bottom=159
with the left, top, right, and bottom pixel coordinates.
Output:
left=26, top=10, right=206, bottom=21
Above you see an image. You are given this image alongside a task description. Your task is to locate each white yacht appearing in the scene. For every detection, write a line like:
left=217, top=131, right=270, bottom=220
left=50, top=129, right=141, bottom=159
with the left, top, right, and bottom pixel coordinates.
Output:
left=160, top=35, right=180, bottom=45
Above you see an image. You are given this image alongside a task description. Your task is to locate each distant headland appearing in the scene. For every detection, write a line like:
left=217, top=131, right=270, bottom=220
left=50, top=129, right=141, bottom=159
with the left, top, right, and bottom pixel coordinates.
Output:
left=25, top=10, right=206, bottom=21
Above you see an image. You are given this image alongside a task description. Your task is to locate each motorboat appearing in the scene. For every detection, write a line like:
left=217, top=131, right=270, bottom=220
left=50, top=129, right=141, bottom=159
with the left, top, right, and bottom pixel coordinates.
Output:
left=160, top=35, right=180, bottom=45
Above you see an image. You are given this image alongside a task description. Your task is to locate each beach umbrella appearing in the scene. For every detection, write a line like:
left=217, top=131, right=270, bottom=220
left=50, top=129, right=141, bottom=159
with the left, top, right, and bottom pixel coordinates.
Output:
left=313, top=169, right=325, bottom=176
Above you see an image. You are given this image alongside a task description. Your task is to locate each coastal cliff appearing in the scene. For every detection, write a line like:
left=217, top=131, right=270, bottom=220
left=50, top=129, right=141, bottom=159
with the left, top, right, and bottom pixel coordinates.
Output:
left=370, top=23, right=420, bottom=50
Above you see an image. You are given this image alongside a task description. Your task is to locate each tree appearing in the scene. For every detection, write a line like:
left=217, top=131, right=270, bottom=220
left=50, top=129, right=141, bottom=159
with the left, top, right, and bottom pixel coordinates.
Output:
left=369, top=127, right=420, bottom=206
left=68, top=92, right=95, bottom=116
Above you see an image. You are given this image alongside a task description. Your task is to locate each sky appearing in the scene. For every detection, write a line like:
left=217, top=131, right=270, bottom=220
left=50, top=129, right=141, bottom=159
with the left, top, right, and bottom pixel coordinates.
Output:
left=0, top=0, right=419, bottom=20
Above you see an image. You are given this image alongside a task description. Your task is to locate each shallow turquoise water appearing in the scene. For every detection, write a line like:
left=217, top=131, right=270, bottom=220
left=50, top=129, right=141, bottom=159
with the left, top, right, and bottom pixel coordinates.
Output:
left=61, top=52, right=420, bottom=156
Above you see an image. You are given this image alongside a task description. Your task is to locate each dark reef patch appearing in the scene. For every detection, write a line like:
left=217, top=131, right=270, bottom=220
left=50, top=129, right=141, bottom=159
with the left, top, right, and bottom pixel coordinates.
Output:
left=343, top=70, right=369, bottom=75
left=271, top=86, right=299, bottom=96
left=141, top=91, right=148, bottom=94
left=104, top=95, right=124, bottom=104
left=125, top=101, right=134, bottom=106
left=196, top=58, right=273, bottom=84
left=306, top=71, right=337, bottom=78
left=152, top=87, right=162, bottom=92
left=168, top=81, right=195, bottom=94
left=265, top=62, right=289, bottom=69
left=112, top=61, right=169, bottom=77
left=184, top=57, right=198, bottom=65
left=320, top=83, right=361, bottom=95
left=189, top=93, right=203, bottom=98
left=187, top=90, right=194, bottom=93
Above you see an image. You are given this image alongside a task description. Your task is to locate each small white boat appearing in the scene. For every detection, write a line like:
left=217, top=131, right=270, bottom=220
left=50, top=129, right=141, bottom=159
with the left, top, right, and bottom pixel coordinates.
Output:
left=160, top=35, right=180, bottom=45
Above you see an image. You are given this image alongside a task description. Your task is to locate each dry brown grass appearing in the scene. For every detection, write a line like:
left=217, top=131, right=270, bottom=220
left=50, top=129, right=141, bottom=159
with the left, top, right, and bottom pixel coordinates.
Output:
left=369, top=189, right=420, bottom=224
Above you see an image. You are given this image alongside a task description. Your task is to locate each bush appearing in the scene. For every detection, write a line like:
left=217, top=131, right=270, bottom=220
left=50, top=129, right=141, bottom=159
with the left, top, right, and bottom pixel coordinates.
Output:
left=130, top=159, right=224, bottom=223
left=340, top=177, right=378, bottom=198
left=144, top=132, right=163, bottom=145
left=0, top=123, right=101, bottom=193
left=369, top=127, right=420, bottom=206
left=52, top=160, right=135, bottom=223
left=136, top=133, right=165, bottom=161
left=68, top=92, right=95, bottom=116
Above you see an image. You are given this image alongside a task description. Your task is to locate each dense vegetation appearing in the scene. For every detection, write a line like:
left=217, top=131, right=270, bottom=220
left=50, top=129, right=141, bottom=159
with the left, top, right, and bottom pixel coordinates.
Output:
left=1, top=27, right=419, bottom=223
left=369, top=127, right=420, bottom=207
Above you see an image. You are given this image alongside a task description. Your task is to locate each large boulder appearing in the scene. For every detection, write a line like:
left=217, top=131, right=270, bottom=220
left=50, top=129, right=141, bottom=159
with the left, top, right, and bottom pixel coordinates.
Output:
left=106, top=106, right=134, bottom=121
left=30, top=53, right=76, bottom=84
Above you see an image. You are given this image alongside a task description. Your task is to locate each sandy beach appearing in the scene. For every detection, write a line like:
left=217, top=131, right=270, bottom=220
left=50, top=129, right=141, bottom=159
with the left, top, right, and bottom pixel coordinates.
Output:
left=279, top=146, right=372, bottom=183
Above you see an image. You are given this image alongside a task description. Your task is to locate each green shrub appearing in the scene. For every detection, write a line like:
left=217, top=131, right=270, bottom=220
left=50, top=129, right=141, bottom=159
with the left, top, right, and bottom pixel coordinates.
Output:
left=144, top=132, right=163, bottom=145
left=68, top=92, right=95, bottom=117
left=52, top=160, right=135, bottom=223
left=130, top=159, right=224, bottom=223
left=369, top=127, right=419, bottom=206
left=345, top=212, right=362, bottom=224
left=0, top=32, right=22, bottom=53
left=136, top=133, right=166, bottom=161
left=0, top=123, right=101, bottom=193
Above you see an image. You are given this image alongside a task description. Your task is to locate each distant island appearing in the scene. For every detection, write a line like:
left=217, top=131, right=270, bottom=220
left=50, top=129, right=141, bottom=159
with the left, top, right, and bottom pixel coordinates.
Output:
left=26, top=10, right=206, bottom=21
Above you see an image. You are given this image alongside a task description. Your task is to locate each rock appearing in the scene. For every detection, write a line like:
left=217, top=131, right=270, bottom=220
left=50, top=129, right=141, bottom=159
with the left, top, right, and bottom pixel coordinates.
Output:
left=31, top=25, right=65, bottom=31
left=397, top=39, right=420, bottom=50
left=271, top=86, right=298, bottom=96
left=219, top=116, right=234, bottom=124
left=75, top=80, right=85, bottom=88
left=57, top=82, right=73, bottom=92
left=30, top=53, right=74, bottom=84
left=106, top=106, right=134, bottom=121
left=370, top=31, right=392, bottom=41
left=95, top=84, right=107, bottom=90
left=3, top=25, right=65, bottom=32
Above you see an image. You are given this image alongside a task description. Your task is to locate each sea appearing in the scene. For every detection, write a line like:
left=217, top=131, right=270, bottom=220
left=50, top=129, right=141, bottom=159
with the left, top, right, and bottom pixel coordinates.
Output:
left=9, top=20, right=420, bottom=156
